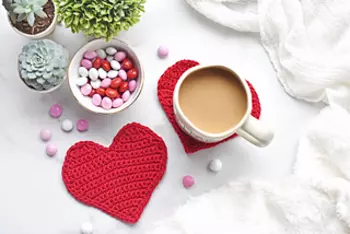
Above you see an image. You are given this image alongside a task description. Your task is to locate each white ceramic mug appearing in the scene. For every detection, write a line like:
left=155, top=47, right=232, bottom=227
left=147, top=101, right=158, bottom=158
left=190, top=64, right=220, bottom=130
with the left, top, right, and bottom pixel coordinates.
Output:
left=173, top=65, right=274, bottom=147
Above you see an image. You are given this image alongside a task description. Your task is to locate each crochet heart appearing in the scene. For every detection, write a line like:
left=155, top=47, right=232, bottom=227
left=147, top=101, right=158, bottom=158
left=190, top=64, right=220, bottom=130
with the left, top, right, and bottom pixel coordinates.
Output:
left=158, top=60, right=261, bottom=154
left=62, top=123, right=167, bottom=224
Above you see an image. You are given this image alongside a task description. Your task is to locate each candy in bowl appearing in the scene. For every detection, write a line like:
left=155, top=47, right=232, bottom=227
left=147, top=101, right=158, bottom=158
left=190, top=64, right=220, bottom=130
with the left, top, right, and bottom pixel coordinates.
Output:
left=68, top=38, right=144, bottom=114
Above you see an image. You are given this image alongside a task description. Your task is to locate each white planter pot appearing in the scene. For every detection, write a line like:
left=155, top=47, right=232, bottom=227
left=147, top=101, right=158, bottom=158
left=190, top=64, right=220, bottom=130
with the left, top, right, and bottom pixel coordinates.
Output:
left=7, top=2, right=58, bottom=39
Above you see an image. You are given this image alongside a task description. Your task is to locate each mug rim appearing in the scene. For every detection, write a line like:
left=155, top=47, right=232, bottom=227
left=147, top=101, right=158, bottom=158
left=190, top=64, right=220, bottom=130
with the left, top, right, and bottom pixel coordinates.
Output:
left=173, top=64, right=253, bottom=139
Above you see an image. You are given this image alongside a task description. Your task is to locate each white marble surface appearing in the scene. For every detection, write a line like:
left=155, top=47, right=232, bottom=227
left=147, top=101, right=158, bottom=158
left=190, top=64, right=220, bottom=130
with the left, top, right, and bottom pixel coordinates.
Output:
left=0, top=0, right=321, bottom=233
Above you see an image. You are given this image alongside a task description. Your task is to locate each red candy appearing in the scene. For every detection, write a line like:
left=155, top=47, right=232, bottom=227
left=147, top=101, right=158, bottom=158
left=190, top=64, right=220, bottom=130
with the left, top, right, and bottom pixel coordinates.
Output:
left=111, top=78, right=122, bottom=89
left=121, top=59, right=133, bottom=70
left=119, top=82, right=129, bottom=93
left=88, top=89, right=96, bottom=97
left=101, top=60, right=111, bottom=71
left=96, top=88, right=106, bottom=96
left=127, top=68, right=138, bottom=80
left=93, top=57, right=102, bottom=69
left=106, top=88, right=120, bottom=99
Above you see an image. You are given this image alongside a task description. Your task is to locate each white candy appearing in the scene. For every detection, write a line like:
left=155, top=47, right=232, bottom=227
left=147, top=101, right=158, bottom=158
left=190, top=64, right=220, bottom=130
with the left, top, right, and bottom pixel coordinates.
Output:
left=96, top=49, right=106, bottom=59
left=89, top=68, right=98, bottom=81
left=61, top=119, right=73, bottom=132
left=106, top=47, right=117, bottom=55
left=107, top=70, right=118, bottom=79
left=80, top=222, right=93, bottom=234
left=106, top=56, right=114, bottom=62
left=79, top=67, right=89, bottom=77
left=110, top=60, right=121, bottom=70
left=209, top=159, right=222, bottom=172
left=91, top=79, right=101, bottom=89
left=98, top=68, right=107, bottom=79
left=76, top=77, right=88, bottom=86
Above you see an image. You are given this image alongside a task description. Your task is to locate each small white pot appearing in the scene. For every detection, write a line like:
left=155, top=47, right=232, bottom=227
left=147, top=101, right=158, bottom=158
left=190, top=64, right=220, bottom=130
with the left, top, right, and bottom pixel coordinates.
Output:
left=7, top=2, right=58, bottom=39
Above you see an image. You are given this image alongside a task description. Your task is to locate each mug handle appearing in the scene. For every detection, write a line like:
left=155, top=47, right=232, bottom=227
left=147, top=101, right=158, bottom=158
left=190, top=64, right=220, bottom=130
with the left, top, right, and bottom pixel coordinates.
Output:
left=236, top=116, right=274, bottom=147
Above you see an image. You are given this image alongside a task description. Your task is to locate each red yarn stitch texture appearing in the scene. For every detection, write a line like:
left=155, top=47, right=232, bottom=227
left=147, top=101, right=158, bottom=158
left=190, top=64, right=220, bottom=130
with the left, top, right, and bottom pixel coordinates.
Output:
left=158, top=60, right=261, bottom=154
left=62, top=123, right=168, bottom=224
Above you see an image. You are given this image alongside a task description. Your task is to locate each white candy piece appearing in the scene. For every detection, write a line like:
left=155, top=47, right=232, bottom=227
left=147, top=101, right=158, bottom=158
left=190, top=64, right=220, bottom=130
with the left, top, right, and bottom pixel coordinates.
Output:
left=80, top=222, right=93, bottom=234
left=106, top=47, right=117, bottom=55
left=98, top=68, right=107, bottom=79
left=96, top=49, right=107, bottom=59
left=91, top=79, right=101, bottom=89
left=107, top=70, right=118, bottom=79
left=106, top=56, right=114, bottom=62
left=89, top=68, right=98, bottom=81
left=61, top=119, right=73, bottom=132
left=209, top=159, right=222, bottom=172
left=110, top=60, right=121, bottom=70
left=76, top=77, right=88, bottom=86
left=79, top=67, right=89, bottom=77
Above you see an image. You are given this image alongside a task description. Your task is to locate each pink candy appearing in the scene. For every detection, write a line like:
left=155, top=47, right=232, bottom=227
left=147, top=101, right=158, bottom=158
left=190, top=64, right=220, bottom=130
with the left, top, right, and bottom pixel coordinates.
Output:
left=92, top=94, right=102, bottom=106
left=81, top=84, right=92, bottom=96
left=122, top=90, right=130, bottom=102
left=77, top=119, right=89, bottom=132
left=81, top=59, right=92, bottom=69
left=46, top=143, right=57, bottom=157
left=50, top=104, right=63, bottom=118
left=183, top=175, right=195, bottom=189
left=101, top=97, right=112, bottom=109
left=128, top=80, right=137, bottom=92
left=158, top=46, right=169, bottom=58
left=40, top=129, right=52, bottom=141
left=118, top=70, right=127, bottom=81
left=101, top=78, right=112, bottom=88
left=112, top=98, right=124, bottom=108
left=114, top=51, right=126, bottom=62
left=84, top=51, right=97, bottom=60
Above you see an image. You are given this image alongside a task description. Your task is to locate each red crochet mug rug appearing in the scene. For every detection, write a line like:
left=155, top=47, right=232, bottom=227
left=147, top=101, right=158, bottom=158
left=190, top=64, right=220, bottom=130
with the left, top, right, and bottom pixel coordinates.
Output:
left=62, top=123, right=168, bottom=224
left=157, top=60, right=261, bottom=154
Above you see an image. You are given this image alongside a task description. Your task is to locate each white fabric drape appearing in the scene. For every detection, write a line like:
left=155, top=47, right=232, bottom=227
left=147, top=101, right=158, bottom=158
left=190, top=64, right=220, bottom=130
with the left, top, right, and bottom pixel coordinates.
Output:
left=186, top=0, right=350, bottom=106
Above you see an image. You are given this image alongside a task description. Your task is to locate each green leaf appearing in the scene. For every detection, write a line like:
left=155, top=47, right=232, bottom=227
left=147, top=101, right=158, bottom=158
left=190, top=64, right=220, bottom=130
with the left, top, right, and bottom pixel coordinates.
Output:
left=35, top=9, right=47, bottom=18
left=27, top=12, right=35, bottom=26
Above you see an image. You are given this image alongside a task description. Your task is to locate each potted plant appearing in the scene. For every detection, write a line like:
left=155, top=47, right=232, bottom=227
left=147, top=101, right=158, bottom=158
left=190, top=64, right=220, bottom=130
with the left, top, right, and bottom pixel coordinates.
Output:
left=54, top=0, right=146, bottom=41
left=18, top=39, right=69, bottom=93
left=2, top=0, right=57, bottom=39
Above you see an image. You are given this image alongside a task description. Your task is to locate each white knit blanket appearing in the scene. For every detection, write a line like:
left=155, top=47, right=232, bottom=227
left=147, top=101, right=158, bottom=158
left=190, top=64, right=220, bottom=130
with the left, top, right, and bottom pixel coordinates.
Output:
left=147, top=105, right=350, bottom=233
left=186, top=0, right=350, bottom=105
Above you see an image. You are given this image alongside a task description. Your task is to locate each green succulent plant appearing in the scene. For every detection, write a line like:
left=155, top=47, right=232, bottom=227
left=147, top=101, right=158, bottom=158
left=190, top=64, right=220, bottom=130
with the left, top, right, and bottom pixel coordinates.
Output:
left=55, top=0, right=146, bottom=41
left=19, top=39, right=69, bottom=91
left=11, top=0, right=48, bottom=27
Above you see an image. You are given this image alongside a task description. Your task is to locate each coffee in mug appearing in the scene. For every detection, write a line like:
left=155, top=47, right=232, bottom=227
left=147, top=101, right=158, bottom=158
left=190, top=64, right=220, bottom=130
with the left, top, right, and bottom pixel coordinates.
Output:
left=173, top=65, right=274, bottom=147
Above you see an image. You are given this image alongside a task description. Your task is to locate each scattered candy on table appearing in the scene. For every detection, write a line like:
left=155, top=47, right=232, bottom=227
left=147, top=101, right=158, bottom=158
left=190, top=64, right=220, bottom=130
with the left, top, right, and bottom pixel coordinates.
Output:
left=182, top=175, right=195, bottom=189
left=40, top=129, right=52, bottom=141
left=80, top=222, right=93, bottom=234
left=209, top=159, right=222, bottom=172
left=46, top=143, right=57, bottom=157
left=76, top=46, right=139, bottom=110
left=77, top=119, right=89, bottom=132
left=61, top=119, right=74, bottom=132
left=157, top=45, right=169, bottom=58
left=50, top=104, right=63, bottom=118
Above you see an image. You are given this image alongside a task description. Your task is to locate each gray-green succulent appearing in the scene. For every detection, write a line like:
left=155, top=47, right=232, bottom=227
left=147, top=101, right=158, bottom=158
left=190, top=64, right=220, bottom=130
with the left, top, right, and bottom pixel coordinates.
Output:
left=11, top=0, right=48, bottom=27
left=54, top=0, right=146, bottom=41
left=19, top=39, right=69, bottom=91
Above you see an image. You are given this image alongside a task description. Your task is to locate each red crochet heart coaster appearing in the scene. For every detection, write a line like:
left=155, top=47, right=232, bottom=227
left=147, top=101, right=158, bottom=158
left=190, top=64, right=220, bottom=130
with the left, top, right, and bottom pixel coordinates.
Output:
left=62, top=123, right=167, bottom=224
left=158, top=60, right=261, bottom=154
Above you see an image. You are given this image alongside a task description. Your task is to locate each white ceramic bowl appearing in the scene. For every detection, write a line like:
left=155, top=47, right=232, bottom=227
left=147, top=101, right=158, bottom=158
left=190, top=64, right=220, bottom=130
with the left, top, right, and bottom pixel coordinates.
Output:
left=68, top=38, right=144, bottom=114
left=7, top=2, right=57, bottom=39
